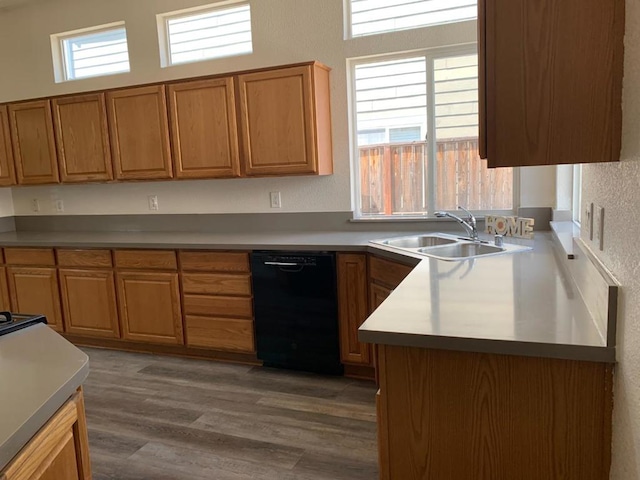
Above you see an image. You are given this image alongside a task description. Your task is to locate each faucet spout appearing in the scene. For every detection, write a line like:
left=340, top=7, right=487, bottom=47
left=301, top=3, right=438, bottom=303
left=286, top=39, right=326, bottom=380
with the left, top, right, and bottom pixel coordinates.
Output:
left=434, top=206, right=479, bottom=242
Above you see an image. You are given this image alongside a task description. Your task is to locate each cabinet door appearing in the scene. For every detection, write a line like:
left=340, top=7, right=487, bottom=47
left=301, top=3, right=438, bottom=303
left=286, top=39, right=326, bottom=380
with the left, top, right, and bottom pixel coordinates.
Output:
left=106, top=86, right=173, bottom=180
left=52, top=93, right=113, bottom=182
left=337, top=253, right=371, bottom=365
left=168, top=78, right=240, bottom=179
left=7, top=267, right=64, bottom=332
left=0, top=267, right=11, bottom=311
left=59, top=269, right=120, bottom=338
left=0, top=105, right=16, bottom=186
left=481, top=0, right=624, bottom=167
left=117, top=271, right=183, bottom=344
left=370, top=283, right=392, bottom=313
left=238, top=64, right=332, bottom=176
left=8, top=100, right=59, bottom=185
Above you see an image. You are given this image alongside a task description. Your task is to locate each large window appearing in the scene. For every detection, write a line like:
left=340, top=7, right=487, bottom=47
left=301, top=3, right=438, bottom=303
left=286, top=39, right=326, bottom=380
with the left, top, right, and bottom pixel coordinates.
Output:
left=51, top=22, right=130, bottom=82
left=352, top=48, right=513, bottom=217
left=348, top=0, right=477, bottom=38
left=157, top=1, right=252, bottom=67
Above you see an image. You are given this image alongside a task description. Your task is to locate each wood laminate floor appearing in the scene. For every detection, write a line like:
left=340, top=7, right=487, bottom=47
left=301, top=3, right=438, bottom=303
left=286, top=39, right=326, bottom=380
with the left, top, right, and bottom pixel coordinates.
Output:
left=82, top=347, right=379, bottom=480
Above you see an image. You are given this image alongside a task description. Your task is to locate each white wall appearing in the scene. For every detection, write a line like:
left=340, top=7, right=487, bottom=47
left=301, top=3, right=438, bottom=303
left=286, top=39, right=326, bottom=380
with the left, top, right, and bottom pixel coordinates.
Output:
left=0, top=0, right=553, bottom=216
left=582, top=1, right=640, bottom=476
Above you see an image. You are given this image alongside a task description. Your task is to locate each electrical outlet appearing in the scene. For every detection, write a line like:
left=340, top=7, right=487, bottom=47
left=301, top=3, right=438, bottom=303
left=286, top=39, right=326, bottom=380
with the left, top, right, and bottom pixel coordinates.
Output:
left=54, top=199, right=64, bottom=212
left=31, top=199, right=40, bottom=213
left=270, top=191, right=282, bottom=209
left=595, top=206, right=605, bottom=251
left=148, top=195, right=159, bottom=211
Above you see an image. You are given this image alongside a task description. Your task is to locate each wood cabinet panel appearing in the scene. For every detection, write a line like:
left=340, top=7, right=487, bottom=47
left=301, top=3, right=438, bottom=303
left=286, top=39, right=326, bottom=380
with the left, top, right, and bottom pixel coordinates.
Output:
left=106, top=86, right=173, bottom=180
left=179, top=251, right=250, bottom=273
left=369, top=283, right=392, bottom=314
left=56, top=249, right=112, bottom=268
left=4, top=248, right=56, bottom=266
left=114, top=250, right=177, bottom=270
left=337, top=253, right=371, bottom=365
left=59, top=269, right=120, bottom=338
left=0, top=267, right=10, bottom=312
left=117, top=271, right=183, bottom=345
left=238, top=63, right=332, bottom=176
left=52, top=93, right=113, bottom=183
left=8, top=100, right=59, bottom=185
left=168, top=78, right=240, bottom=179
left=481, top=0, right=624, bottom=167
left=368, top=256, right=413, bottom=290
left=182, top=273, right=251, bottom=296
left=185, top=315, right=254, bottom=352
left=183, top=294, right=252, bottom=318
left=7, top=267, right=63, bottom=332
left=0, top=105, right=16, bottom=186
left=378, top=345, right=613, bottom=479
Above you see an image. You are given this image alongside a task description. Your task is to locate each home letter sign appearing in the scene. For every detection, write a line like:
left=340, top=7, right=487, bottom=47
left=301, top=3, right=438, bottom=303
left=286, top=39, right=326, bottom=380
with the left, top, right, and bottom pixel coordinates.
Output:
left=485, top=216, right=535, bottom=239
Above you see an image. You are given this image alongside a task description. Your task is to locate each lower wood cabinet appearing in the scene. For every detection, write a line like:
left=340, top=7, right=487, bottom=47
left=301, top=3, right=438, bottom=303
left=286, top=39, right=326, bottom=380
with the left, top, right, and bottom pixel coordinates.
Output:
left=7, top=267, right=64, bottom=332
left=0, top=389, right=91, bottom=480
left=116, top=271, right=183, bottom=345
left=59, top=269, right=119, bottom=338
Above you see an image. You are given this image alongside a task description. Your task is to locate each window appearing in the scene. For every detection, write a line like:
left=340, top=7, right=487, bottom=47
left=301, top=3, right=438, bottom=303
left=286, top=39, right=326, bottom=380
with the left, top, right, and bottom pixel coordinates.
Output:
left=348, top=0, right=477, bottom=38
left=352, top=48, right=513, bottom=217
left=51, top=22, right=130, bottom=82
left=157, top=1, right=252, bottom=67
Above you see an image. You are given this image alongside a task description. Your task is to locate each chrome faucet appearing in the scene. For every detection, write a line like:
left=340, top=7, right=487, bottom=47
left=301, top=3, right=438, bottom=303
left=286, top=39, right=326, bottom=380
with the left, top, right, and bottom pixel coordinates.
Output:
left=434, top=206, right=479, bottom=242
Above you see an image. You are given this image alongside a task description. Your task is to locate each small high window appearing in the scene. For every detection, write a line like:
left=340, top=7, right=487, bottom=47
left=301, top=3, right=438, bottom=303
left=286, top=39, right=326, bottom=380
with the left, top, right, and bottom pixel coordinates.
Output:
left=348, top=0, right=477, bottom=38
left=51, top=22, right=130, bottom=82
left=157, top=1, right=252, bottom=67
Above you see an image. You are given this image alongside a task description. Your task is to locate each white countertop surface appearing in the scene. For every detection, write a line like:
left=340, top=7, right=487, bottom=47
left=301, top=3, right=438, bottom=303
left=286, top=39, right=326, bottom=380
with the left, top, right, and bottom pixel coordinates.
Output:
left=0, top=324, right=89, bottom=471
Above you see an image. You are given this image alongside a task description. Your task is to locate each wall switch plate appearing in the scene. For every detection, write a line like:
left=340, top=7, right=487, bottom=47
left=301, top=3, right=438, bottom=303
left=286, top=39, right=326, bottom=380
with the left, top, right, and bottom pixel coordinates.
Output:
left=54, top=200, right=64, bottom=212
left=595, top=206, right=605, bottom=251
left=270, top=191, right=282, bottom=209
left=148, top=195, right=159, bottom=211
left=31, top=199, right=40, bottom=213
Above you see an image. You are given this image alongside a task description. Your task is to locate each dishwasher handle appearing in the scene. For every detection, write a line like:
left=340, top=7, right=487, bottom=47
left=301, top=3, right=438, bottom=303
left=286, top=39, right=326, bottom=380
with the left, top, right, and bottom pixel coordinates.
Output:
left=263, top=261, right=302, bottom=267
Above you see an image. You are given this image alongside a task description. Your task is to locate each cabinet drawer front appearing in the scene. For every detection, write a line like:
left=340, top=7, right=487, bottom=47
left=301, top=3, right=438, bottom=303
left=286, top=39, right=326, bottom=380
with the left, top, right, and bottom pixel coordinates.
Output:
left=114, top=250, right=177, bottom=270
left=369, top=256, right=414, bottom=289
left=4, top=248, right=55, bottom=266
left=179, top=251, right=250, bottom=272
left=57, top=249, right=113, bottom=268
left=185, top=315, right=255, bottom=352
left=183, top=294, right=253, bottom=318
left=182, top=273, right=251, bottom=296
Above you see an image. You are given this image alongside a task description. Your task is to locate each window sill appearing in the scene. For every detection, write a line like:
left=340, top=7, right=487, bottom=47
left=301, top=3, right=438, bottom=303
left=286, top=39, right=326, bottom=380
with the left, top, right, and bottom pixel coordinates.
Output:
left=550, top=221, right=581, bottom=259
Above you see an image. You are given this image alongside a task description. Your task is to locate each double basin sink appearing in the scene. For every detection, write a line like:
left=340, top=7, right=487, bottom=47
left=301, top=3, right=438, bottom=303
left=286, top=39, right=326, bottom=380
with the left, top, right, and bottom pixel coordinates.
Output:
left=371, top=233, right=531, bottom=261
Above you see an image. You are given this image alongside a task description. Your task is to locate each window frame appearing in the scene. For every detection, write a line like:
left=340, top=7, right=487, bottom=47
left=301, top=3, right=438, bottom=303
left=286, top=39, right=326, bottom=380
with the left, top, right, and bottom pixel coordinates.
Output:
left=348, top=44, right=519, bottom=219
left=572, top=164, right=582, bottom=225
left=50, top=21, right=130, bottom=83
left=156, top=0, right=252, bottom=68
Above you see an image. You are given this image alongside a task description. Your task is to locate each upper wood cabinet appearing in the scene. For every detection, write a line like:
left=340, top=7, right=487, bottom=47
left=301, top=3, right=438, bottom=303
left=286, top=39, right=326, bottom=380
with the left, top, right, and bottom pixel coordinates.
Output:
left=479, top=0, right=625, bottom=167
left=8, top=100, right=59, bottom=185
left=237, top=63, right=333, bottom=176
left=168, top=78, right=241, bottom=179
left=0, top=106, right=16, bottom=186
left=106, top=85, right=173, bottom=180
left=52, top=93, right=113, bottom=183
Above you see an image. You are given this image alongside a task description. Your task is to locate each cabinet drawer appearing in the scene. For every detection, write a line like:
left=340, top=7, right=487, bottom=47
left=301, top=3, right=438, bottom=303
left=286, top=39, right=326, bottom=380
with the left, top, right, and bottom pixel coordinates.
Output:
left=179, top=251, right=250, bottom=272
left=57, top=249, right=112, bottom=268
left=114, top=250, right=177, bottom=270
left=182, top=273, right=251, bottom=296
left=369, top=256, right=414, bottom=289
left=4, top=248, right=55, bottom=266
left=183, top=294, right=253, bottom=318
left=185, top=315, right=255, bottom=352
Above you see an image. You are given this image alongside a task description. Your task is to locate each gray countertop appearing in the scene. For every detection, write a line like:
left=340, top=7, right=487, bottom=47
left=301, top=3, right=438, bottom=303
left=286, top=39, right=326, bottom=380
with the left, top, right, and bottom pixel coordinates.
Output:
left=0, top=324, right=89, bottom=471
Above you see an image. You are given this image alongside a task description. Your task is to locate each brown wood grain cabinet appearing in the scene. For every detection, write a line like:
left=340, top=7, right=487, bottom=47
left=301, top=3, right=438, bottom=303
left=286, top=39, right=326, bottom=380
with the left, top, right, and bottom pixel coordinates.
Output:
left=6, top=267, right=64, bottom=332
left=0, top=389, right=91, bottom=480
left=58, top=249, right=119, bottom=339
left=368, top=255, right=414, bottom=313
left=106, top=85, right=173, bottom=180
left=238, top=63, right=333, bottom=176
left=0, top=106, right=16, bottom=186
left=479, top=0, right=625, bottom=167
left=52, top=93, right=113, bottom=183
left=8, top=100, right=59, bottom=185
left=337, top=253, right=371, bottom=366
left=0, top=267, right=11, bottom=312
left=168, top=78, right=241, bottom=179
left=376, top=345, right=613, bottom=479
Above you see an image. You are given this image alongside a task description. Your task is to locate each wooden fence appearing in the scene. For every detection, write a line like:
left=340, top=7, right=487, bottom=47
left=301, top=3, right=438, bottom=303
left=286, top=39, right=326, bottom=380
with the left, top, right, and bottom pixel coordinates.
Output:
left=359, top=139, right=513, bottom=215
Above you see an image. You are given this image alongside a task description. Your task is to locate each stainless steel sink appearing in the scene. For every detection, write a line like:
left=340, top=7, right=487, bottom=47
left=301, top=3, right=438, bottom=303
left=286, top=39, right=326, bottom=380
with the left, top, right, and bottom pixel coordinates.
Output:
left=382, top=235, right=457, bottom=248
left=418, top=242, right=505, bottom=259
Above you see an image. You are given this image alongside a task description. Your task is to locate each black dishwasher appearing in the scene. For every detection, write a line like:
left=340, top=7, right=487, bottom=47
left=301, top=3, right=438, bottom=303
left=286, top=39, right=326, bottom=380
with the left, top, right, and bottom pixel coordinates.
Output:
left=251, top=251, right=342, bottom=375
